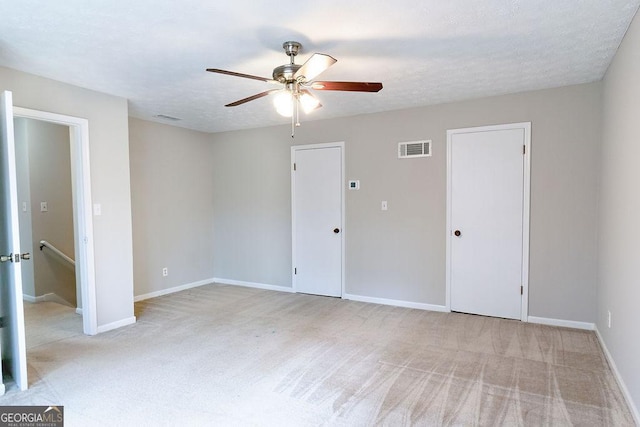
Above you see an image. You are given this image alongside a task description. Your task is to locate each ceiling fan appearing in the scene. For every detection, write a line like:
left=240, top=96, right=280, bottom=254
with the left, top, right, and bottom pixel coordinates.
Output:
left=207, top=41, right=383, bottom=137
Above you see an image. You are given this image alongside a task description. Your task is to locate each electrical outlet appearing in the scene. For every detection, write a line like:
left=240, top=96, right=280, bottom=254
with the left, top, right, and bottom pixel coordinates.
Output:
left=607, top=310, right=611, bottom=328
left=162, top=267, right=168, bottom=277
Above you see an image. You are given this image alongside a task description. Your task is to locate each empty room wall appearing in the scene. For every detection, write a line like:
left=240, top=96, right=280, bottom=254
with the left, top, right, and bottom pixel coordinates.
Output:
left=210, top=82, right=601, bottom=324
left=210, top=126, right=292, bottom=288
left=128, top=118, right=215, bottom=298
left=599, top=7, right=640, bottom=421
left=0, top=66, right=134, bottom=329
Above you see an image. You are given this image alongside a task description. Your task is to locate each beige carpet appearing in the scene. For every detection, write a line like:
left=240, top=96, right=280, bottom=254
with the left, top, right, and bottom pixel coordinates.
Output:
left=1, top=284, right=635, bottom=426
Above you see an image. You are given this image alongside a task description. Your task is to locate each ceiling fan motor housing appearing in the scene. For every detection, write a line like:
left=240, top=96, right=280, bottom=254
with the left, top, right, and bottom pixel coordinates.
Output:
left=273, top=63, right=301, bottom=83
left=273, top=41, right=303, bottom=83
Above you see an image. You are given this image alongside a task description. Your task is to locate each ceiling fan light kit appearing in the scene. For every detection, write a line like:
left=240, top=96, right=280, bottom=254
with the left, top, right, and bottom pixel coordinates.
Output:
left=273, top=89, right=320, bottom=118
left=207, top=41, right=383, bottom=137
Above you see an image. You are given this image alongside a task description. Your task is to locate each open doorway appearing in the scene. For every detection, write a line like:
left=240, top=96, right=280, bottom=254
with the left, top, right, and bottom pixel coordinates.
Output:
left=14, top=118, right=83, bottom=346
left=12, top=108, right=97, bottom=336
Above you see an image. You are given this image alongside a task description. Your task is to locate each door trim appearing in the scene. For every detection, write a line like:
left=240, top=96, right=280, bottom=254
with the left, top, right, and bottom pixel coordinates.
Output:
left=291, top=142, right=345, bottom=296
left=13, top=107, right=98, bottom=335
left=445, top=122, right=531, bottom=321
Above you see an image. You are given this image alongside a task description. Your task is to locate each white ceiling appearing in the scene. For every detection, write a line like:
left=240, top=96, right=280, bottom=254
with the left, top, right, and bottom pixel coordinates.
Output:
left=1, top=1, right=639, bottom=133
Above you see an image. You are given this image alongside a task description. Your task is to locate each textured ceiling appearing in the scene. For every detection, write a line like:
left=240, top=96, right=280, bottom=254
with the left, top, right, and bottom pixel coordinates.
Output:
left=1, top=1, right=639, bottom=133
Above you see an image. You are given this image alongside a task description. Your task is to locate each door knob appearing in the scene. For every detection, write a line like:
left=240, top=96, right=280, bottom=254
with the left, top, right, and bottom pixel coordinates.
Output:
left=20, top=253, right=31, bottom=261
left=333, top=228, right=340, bottom=234
left=454, top=230, right=461, bottom=237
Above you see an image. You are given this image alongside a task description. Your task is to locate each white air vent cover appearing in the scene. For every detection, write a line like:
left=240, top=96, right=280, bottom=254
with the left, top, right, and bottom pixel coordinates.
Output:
left=398, top=140, right=432, bottom=158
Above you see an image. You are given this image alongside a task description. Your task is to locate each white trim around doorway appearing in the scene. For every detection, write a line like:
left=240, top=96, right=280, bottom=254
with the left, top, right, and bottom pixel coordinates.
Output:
left=13, top=107, right=98, bottom=335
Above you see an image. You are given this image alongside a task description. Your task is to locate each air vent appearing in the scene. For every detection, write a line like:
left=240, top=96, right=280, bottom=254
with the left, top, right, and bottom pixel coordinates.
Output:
left=153, top=114, right=181, bottom=121
left=398, top=140, right=431, bottom=158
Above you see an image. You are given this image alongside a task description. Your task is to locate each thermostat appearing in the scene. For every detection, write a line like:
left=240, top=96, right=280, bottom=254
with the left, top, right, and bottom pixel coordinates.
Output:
left=348, top=180, right=360, bottom=190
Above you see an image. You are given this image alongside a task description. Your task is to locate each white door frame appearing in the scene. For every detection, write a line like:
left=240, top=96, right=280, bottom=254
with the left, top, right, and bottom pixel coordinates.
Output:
left=291, top=142, right=346, bottom=296
left=13, top=107, right=98, bottom=335
left=446, top=122, right=531, bottom=321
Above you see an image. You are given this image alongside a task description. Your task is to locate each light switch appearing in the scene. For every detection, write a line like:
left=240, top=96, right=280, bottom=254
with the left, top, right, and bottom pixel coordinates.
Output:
left=381, top=201, right=388, bottom=211
left=22, top=202, right=27, bottom=212
left=93, top=203, right=102, bottom=216
left=40, top=201, right=48, bottom=212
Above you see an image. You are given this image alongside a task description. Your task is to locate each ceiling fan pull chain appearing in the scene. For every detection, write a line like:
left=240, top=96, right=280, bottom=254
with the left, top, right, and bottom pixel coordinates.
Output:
left=291, top=102, right=295, bottom=138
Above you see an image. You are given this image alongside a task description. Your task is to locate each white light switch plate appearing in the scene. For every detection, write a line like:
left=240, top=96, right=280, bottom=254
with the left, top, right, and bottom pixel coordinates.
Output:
left=40, top=201, right=48, bottom=212
left=93, top=203, right=102, bottom=216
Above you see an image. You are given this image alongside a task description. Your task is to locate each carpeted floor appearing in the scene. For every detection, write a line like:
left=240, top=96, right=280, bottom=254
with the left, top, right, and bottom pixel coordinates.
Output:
left=1, top=284, right=635, bottom=426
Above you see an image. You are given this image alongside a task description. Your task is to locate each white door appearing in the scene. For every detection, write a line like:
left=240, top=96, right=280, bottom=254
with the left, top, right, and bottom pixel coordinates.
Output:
left=292, top=144, right=343, bottom=297
left=447, top=123, right=530, bottom=320
left=0, top=90, right=29, bottom=390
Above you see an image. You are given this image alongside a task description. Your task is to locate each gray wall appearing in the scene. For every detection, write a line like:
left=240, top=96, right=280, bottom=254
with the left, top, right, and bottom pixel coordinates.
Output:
left=1, top=66, right=134, bottom=328
left=599, top=7, right=640, bottom=419
left=211, top=127, right=293, bottom=287
left=209, top=82, right=601, bottom=322
left=14, top=118, right=35, bottom=298
left=15, top=118, right=76, bottom=305
left=129, top=118, right=215, bottom=297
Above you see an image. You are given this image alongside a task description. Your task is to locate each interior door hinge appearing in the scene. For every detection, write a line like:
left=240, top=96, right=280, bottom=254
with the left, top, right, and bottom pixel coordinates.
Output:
left=520, top=285, right=523, bottom=295
left=523, top=145, right=526, bottom=155
left=293, top=163, right=296, bottom=171
left=294, top=268, right=297, bottom=275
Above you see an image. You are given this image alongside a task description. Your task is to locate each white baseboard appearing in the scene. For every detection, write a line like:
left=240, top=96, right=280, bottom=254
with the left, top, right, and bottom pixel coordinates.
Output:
left=23, top=294, right=37, bottom=303
left=343, top=293, right=448, bottom=312
left=595, top=327, right=640, bottom=425
left=213, top=278, right=294, bottom=293
left=96, top=316, right=136, bottom=334
left=25, top=293, right=83, bottom=316
left=24, top=293, right=56, bottom=303
left=23, top=292, right=74, bottom=308
left=134, top=278, right=215, bottom=302
left=527, top=316, right=595, bottom=330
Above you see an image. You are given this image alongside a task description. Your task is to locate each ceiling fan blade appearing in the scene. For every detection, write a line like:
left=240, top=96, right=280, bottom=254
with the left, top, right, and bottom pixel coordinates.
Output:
left=293, top=53, right=337, bottom=81
left=207, top=68, right=276, bottom=83
left=311, top=81, right=383, bottom=92
left=225, top=89, right=280, bottom=107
